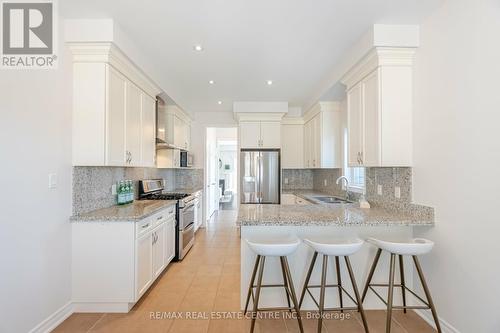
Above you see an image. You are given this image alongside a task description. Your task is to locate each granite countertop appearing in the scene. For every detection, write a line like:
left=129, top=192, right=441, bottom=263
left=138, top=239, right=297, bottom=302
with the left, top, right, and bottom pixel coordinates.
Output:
left=71, top=200, right=177, bottom=222
left=238, top=190, right=434, bottom=227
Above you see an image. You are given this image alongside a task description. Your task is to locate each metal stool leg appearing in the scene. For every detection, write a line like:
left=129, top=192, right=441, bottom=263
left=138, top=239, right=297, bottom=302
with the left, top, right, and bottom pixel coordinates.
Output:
left=244, top=255, right=261, bottom=314
left=399, top=255, right=407, bottom=314
left=386, top=254, right=396, bottom=333
left=413, top=256, right=442, bottom=333
left=250, top=256, right=266, bottom=333
left=335, top=256, right=344, bottom=313
left=299, top=251, right=318, bottom=307
left=280, top=256, right=292, bottom=312
left=282, top=257, right=304, bottom=333
left=317, top=254, right=328, bottom=333
left=345, top=256, right=369, bottom=333
left=362, top=248, right=382, bottom=302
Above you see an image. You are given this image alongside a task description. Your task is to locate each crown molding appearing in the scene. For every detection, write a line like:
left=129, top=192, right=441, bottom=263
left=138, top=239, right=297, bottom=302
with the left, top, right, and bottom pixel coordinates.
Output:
left=281, top=117, right=305, bottom=125
left=234, top=112, right=286, bottom=122
left=341, top=46, right=416, bottom=90
left=303, top=101, right=340, bottom=123
left=164, top=105, right=192, bottom=123
left=67, top=42, right=161, bottom=98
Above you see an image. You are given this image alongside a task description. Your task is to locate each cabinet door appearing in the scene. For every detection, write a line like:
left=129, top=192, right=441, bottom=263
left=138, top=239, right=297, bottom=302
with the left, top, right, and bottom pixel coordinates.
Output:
left=135, top=232, right=153, bottom=300
left=281, top=124, right=304, bottom=168
left=152, top=224, right=166, bottom=278
left=347, top=83, right=363, bottom=166
left=173, top=116, right=183, bottom=148
left=126, top=82, right=142, bottom=166
left=185, top=123, right=191, bottom=151
left=165, top=217, right=176, bottom=264
left=141, top=94, right=156, bottom=167
left=361, top=70, right=380, bottom=166
left=303, top=121, right=311, bottom=168
left=312, top=115, right=321, bottom=168
left=260, top=122, right=281, bottom=148
left=106, top=66, right=126, bottom=166
left=240, top=122, right=261, bottom=148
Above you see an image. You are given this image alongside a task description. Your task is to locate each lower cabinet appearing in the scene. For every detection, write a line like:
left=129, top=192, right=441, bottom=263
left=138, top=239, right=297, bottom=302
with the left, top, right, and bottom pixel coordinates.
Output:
left=72, top=204, right=176, bottom=313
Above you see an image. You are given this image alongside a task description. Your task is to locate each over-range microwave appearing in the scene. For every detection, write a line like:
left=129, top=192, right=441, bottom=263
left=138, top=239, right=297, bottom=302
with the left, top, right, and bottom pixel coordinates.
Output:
left=180, top=151, right=193, bottom=167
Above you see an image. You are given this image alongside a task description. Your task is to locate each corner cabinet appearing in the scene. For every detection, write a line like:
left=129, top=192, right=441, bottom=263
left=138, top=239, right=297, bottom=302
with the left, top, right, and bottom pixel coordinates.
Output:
left=303, top=102, right=342, bottom=168
left=342, top=47, right=415, bottom=167
left=72, top=204, right=177, bottom=313
left=70, top=42, right=161, bottom=167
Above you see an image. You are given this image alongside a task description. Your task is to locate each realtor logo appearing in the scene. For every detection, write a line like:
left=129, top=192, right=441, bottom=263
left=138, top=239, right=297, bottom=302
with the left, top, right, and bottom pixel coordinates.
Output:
left=1, top=0, right=57, bottom=68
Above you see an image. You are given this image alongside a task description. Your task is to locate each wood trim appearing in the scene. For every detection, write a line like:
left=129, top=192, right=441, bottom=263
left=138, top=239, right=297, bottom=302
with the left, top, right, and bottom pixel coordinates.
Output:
left=341, top=47, right=416, bottom=89
left=303, top=101, right=340, bottom=123
left=234, top=112, right=286, bottom=122
left=281, top=117, right=304, bottom=125
left=67, top=42, right=162, bottom=98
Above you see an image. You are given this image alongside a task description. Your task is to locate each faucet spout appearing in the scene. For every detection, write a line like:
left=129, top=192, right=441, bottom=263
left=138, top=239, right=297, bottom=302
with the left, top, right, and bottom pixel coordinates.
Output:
left=336, top=176, right=350, bottom=201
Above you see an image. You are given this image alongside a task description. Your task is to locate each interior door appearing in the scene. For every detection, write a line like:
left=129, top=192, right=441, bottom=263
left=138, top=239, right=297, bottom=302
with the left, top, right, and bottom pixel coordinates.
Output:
left=240, top=151, right=259, bottom=203
left=259, top=151, right=280, bottom=203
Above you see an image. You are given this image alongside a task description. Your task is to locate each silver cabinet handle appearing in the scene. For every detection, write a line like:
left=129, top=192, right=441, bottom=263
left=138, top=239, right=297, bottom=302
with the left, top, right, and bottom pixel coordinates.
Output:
left=142, top=223, right=150, bottom=229
left=157, top=215, right=163, bottom=221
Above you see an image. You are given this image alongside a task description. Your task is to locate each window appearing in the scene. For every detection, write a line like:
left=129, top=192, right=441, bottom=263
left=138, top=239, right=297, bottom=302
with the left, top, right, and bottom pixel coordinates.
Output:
left=343, top=129, right=365, bottom=192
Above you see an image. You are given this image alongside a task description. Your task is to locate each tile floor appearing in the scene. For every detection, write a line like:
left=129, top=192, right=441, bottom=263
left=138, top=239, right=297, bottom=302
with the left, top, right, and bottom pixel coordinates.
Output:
left=53, top=209, right=436, bottom=333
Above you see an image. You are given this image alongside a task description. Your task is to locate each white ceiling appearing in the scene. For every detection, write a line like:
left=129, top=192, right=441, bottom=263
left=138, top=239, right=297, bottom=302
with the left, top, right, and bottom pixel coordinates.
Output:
left=60, top=0, right=441, bottom=114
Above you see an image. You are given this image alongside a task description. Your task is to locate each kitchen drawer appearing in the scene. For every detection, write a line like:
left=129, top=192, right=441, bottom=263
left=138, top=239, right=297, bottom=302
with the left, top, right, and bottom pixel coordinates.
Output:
left=136, top=218, right=154, bottom=238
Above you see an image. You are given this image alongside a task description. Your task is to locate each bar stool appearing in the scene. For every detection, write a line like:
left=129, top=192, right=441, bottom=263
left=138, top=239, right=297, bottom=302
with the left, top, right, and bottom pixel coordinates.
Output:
left=244, top=237, right=304, bottom=333
left=299, top=238, right=369, bottom=333
left=361, top=238, right=442, bottom=333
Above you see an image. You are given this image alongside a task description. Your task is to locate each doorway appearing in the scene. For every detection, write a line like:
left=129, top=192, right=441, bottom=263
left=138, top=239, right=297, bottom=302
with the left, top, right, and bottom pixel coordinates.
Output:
left=205, top=127, right=238, bottom=222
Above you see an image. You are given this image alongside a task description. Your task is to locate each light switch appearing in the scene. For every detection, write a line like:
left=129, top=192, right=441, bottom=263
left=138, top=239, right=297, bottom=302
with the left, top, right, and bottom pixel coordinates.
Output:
left=324, top=179, right=328, bottom=187
left=284, top=178, right=289, bottom=185
left=48, top=173, right=57, bottom=189
left=395, top=186, right=401, bottom=199
left=377, top=184, right=383, bottom=195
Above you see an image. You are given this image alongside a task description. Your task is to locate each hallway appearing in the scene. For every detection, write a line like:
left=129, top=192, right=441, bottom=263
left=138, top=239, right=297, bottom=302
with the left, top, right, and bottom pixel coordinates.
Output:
left=54, top=210, right=435, bottom=333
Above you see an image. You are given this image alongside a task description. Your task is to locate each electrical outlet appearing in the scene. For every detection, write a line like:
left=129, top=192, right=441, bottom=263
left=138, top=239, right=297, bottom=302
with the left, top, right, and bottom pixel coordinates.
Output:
left=377, top=184, right=383, bottom=195
left=395, top=186, right=401, bottom=199
left=111, top=184, right=117, bottom=195
left=48, top=173, right=57, bottom=189
left=284, top=178, right=289, bottom=185
left=324, top=179, right=328, bottom=187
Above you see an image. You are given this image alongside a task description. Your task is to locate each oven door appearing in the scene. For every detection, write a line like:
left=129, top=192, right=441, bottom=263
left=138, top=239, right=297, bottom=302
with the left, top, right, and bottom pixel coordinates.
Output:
left=178, top=202, right=195, bottom=259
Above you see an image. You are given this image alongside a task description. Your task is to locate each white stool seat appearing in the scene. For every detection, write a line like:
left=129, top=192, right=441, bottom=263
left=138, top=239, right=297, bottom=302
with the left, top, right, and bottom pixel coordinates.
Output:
left=367, top=238, right=434, bottom=255
left=246, top=237, right=301, bottom=256
left=303, top=238, right=364, bottom=256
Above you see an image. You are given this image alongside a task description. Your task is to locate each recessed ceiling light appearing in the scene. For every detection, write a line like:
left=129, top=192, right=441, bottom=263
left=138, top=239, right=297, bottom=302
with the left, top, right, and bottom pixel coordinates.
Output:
left=266, top=80, right=273, bottom=85
left=217, top=101, right=223, bottom=105
left=193, top=45, right=204, bottom=51
left=209, top=80, right=215, bottom=85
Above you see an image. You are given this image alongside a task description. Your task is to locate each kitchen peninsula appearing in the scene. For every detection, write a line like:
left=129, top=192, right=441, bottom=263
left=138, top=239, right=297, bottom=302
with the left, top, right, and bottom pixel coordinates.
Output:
left=238, top=190, right=434, bottom=310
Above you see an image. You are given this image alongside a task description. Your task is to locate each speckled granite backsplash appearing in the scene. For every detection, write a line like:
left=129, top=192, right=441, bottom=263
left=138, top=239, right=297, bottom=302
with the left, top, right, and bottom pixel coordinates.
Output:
left=282, top=169, right=313, bottom=190
left=73, top=167, right=203, bottom=215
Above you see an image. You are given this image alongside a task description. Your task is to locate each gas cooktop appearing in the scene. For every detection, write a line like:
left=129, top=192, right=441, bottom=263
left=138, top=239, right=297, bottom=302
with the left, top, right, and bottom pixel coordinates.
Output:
left=141, top=193, right=189, bottom=201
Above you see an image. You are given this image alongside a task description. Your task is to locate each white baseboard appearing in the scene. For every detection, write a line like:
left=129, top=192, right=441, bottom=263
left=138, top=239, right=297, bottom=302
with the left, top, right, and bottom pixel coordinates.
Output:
left=73, top=302, right=134, bottom=313
left=29, top=302, right=74, bottom=333
left=415, top=309, right=460, bottom=333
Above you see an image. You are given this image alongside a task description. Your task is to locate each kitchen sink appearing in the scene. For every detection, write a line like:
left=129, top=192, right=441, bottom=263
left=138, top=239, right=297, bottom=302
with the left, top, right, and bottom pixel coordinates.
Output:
left=313, top=196, right=352, bottom=204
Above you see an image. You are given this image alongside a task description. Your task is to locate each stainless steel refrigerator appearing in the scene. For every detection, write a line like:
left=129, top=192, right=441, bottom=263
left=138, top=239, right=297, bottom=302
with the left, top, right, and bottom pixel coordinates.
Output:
left=240, top=149, right=280, bottom=204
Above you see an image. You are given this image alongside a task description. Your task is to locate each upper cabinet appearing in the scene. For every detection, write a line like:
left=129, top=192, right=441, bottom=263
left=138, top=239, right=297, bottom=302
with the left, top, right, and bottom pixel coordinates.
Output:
left=303, top=102, right=342, bottom=169
left=236, top=113, right=285, bottom=149
left=342, top=47, right=415, bottom=167
left=157, top=105, right=191, bottom=151
left=70, top=43, right=161, bottom=167
left=281, top=119, right=304, bottom=169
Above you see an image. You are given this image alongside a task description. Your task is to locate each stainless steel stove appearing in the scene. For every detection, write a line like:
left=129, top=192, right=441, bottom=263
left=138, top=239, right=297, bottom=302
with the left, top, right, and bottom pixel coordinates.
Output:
left=138, top=179, right=195, bottom=260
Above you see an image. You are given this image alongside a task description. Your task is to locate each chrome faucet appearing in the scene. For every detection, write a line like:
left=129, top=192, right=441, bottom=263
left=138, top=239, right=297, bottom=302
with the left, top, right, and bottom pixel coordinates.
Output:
left=336, top=176, right=350, bottom=201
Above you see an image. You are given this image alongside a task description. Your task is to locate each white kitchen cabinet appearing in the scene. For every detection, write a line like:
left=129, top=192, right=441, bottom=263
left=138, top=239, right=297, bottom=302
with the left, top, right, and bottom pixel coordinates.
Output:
left=281, top=121, right=304, bottom=168
left=303, top=102, right=342, bottom=168
left=126, top=82, right=143, bottom=166
left=141, top=95, right=156, bottom=167
left=152, top=223, right=166, bottom=278
left=157, top=105, right=191, bottom=151
left=70, top=42, right=161, bottom=167
left=136, top=230, right=153, bottom=299
left=239, top=122, right=261, bottom=148
left=342, top=47, right=415, bottom=167
left=156, top=148, right=180, bottom=168
left=72, top=204, right=176, bottom=312
left=165, top=216, right=176, bottom=264
left=239, top=121, right=281, bottom=148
